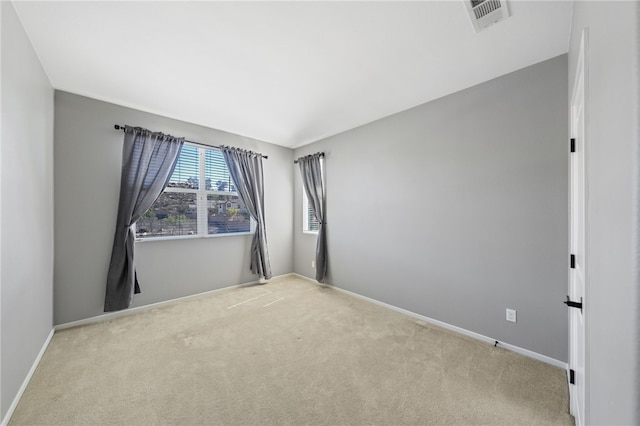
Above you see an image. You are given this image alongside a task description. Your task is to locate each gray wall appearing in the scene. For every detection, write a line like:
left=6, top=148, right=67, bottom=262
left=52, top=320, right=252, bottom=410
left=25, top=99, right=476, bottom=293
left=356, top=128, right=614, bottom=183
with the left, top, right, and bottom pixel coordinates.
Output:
left=569, top=2, right=640, bottom=424
left=0, top=1, right=54, bottom=419
left=294, top=55, right=569, bottom=362
left=54, top=92, right=293, bottom=325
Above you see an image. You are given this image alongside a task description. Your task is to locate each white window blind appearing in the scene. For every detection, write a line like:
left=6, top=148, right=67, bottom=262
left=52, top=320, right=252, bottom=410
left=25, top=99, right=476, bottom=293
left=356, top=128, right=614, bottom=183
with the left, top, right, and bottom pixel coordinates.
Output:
left=302, top=158, right=323, bottom=233
left=137, top=143, right=253, bottom=240
left=303, top=193, right=320, bottom=232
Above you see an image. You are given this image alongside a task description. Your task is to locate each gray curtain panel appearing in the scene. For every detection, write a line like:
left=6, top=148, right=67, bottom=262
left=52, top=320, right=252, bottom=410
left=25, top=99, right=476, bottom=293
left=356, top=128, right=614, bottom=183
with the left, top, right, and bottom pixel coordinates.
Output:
left=298, top=153, right=327, bottom=283
left=104, top=126, right=184, bottom=312
left=221, top=146, right=272, bottom=280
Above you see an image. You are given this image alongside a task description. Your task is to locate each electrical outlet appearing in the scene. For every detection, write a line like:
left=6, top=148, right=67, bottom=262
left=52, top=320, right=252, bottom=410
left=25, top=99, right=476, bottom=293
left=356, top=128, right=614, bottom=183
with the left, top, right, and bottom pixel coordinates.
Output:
left=506, top=309, right=517, bottom=323
left=311, top=260, right=315, bottom=269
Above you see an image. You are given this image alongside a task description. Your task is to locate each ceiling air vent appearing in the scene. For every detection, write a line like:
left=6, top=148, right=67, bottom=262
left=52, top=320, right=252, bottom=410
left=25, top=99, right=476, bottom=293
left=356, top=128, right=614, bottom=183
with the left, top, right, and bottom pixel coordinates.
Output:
left=464, top=0, right=510, bottom=33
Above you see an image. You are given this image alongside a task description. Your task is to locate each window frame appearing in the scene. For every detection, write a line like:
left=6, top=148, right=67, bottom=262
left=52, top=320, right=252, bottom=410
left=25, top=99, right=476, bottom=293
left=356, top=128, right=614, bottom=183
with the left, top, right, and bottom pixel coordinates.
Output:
left=302, top=188, right=320, bottom=234
left=301, top=158, right=323, bottom=234
left=135, top=143, right=255, bottom=242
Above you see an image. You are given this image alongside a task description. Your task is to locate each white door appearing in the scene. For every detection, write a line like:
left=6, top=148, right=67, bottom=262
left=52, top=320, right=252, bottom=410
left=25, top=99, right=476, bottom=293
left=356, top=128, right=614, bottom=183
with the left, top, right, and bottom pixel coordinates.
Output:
left=569, top=30, right=587, bottom=426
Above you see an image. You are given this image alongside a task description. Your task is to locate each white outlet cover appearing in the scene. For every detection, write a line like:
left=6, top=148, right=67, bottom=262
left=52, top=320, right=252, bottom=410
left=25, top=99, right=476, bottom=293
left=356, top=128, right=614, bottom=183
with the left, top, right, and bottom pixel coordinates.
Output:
left=506, top=309, right=517, bottom=323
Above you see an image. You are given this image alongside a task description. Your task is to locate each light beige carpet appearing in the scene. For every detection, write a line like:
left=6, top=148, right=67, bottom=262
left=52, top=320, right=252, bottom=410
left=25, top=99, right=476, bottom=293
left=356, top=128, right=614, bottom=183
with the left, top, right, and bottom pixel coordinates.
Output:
left=10, top=275, right=574, bottom=425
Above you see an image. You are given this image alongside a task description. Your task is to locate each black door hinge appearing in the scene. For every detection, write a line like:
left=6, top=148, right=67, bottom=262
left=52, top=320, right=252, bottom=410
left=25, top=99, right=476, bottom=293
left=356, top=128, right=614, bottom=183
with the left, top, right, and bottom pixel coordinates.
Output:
left=569, top=369, right=575, bottom=385
left=570, top=254, right=575, bottom=269
left=564, top=296, right=583, bottom=312
left=570, top=138, right=576, bottom=153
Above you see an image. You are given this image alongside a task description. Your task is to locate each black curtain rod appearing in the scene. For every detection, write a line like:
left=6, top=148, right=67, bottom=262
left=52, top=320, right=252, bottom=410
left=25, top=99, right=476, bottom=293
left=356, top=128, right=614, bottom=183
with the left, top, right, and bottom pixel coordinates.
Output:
left=294, top=152, right=324, bottom=164
left=114, top=124, right=268, bottom=159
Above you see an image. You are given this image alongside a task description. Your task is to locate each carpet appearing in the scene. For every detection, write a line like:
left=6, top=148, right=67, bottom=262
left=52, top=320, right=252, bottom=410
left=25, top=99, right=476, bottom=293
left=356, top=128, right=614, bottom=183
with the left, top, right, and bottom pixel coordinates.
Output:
left=10, top=275, right=574, bottom=425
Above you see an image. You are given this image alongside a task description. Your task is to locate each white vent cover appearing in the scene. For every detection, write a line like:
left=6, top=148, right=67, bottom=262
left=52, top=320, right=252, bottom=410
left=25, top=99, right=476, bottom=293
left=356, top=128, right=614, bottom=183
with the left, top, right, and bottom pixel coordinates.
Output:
left=464, top=0, right=510, bottom=33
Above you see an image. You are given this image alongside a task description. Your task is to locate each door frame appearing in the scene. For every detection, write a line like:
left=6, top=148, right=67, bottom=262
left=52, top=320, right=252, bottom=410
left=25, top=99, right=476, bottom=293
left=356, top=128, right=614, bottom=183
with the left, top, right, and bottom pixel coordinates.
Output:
left=569, top=28, right=588, bottom=426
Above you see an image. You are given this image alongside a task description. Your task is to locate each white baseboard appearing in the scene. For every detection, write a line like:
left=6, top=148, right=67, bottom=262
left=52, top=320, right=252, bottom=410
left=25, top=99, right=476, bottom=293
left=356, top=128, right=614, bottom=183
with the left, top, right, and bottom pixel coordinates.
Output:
left=3, top=274, right=293, bottom=424
left=55, top=285, right=242, bottom=331
left=54, top=274, right=296, bottom=331
left=1, top=328, right=55, bottom=426
left=57, top=272, right=568, bottom=369
left=2, top=272, right=566, bottom=426
left=291, top=273, right=567, bottom=370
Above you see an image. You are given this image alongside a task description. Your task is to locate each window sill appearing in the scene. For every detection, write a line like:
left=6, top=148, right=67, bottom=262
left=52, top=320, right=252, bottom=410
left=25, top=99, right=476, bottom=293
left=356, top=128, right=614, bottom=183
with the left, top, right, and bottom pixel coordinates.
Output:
left=135, top=231, right=253, bottom=243
left=302, top=230, right=319, bottom=235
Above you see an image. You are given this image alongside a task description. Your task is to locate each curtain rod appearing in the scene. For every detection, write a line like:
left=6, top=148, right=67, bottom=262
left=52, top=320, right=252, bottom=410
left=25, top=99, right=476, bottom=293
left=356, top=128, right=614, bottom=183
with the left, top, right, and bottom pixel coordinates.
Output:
left=294, top=152, right=325, bottom=164
left=114, top=124, right=268, bottom=159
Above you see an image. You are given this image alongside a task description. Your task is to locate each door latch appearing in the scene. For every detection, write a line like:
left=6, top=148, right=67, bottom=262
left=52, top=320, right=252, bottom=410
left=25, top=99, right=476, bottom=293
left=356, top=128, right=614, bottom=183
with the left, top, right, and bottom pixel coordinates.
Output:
left=564, top=296, right=583, bottom=312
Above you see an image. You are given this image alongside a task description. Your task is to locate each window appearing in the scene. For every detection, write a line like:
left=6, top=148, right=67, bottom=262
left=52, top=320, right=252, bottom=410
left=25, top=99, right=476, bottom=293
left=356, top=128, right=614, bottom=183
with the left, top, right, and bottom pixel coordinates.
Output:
left=136, top=143, right=253, bottom=240
left=302, top=159, right=323, bottom=233
left=303, top=190, right=320, bottom=233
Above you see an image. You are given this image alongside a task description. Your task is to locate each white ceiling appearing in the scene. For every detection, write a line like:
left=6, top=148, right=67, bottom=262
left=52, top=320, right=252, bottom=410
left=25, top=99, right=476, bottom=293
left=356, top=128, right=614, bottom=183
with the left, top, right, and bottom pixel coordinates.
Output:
left=13, top=1, right=573, bottom=148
